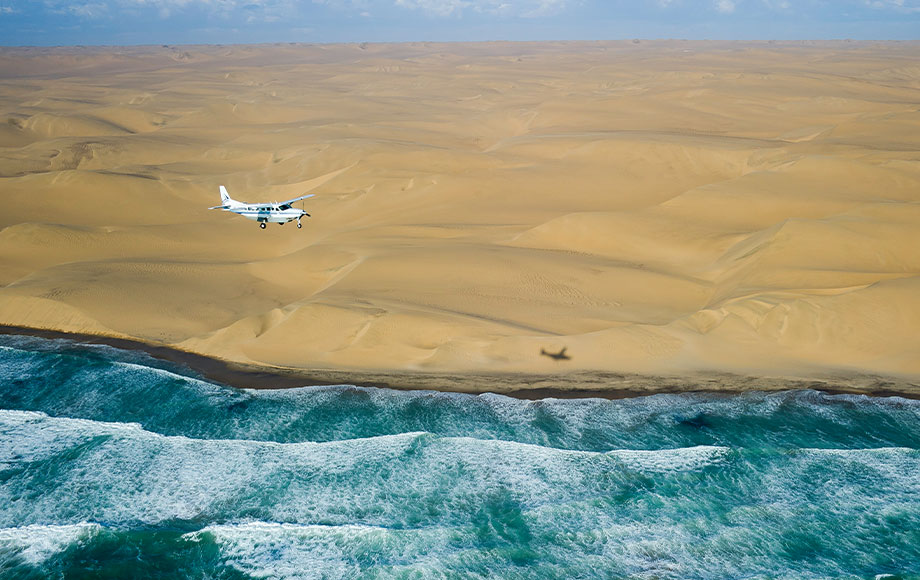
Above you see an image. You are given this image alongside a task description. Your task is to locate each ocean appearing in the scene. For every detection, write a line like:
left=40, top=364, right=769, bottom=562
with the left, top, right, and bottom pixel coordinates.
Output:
left=0, top=334, right=918, bottom=579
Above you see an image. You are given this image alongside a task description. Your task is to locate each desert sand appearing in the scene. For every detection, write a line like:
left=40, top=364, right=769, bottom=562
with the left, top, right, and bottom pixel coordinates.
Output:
left=1, top=41, right=918, bottom=394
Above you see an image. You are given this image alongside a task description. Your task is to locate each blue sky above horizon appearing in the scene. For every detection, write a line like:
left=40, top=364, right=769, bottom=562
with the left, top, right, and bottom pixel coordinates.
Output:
left=1, top=0, right=918, bottom=46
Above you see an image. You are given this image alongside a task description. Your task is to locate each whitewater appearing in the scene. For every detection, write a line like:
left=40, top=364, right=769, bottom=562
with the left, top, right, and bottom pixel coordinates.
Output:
left=1, top=335, right=918, bottom=579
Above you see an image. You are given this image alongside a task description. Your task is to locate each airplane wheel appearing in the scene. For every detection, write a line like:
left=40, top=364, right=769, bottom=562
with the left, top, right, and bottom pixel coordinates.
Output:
left=259, top=223, right=266, bottom=229
left=297, top=223, right=302, bottom=229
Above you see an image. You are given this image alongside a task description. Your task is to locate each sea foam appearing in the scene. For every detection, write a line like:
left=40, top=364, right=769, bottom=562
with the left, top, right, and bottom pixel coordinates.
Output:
left=0, top=523, right=101, bottom=565
left=185, top=522, right=462, bottom=580
left=0, top=410, right=739, bottom=529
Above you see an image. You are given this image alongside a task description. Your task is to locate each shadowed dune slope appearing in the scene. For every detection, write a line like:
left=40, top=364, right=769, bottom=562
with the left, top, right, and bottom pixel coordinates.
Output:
left=1, top=41, right=919, bottom=387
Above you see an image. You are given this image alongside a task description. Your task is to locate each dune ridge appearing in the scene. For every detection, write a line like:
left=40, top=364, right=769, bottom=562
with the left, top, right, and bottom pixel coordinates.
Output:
left=1, top=41, right=919, bottom=392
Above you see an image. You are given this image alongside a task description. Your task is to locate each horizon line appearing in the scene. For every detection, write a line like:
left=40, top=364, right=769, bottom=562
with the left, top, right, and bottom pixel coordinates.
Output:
left=2, top=38, right=919, bottom=50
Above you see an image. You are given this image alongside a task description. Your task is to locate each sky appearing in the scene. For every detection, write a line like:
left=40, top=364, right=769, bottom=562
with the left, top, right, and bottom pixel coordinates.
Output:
left=0, top=0, right=918, bottom=46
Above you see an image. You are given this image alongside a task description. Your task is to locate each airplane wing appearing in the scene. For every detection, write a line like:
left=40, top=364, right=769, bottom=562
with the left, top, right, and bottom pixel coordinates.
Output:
left=279, top=193, right=315, bottom=208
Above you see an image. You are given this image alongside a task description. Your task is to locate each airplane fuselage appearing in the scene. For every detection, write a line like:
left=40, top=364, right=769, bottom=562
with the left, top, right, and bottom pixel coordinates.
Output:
left=231, top=205, right=306, bottom=225
left=210, top=185, right=314, bottom=229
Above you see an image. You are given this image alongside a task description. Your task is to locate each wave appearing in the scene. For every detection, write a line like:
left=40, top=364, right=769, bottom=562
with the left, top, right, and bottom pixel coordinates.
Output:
left=3, top=410, right=919, bottom=527
left=184, top=522, right=467, bottom=579
left=4, top=512, right=918, bottom=580
left=0, top=523, right=101, bottom=566
left=0, top=410, right=734, bottom=532
left=182, top=513, right=920, bottom=580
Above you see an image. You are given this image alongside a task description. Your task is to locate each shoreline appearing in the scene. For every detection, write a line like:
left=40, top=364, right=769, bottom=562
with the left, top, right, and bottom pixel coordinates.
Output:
left=2, top=324, right=918, bottom=400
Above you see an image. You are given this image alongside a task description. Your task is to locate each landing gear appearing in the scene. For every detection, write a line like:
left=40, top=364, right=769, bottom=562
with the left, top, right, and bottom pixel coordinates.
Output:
left=259, top=222, right=266, bottom=229
left=297, top=220, right=302, bottom=229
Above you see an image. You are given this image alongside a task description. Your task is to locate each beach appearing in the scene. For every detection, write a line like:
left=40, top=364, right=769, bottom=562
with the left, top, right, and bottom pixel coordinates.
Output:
left=1, top=41, right=919, bottom=395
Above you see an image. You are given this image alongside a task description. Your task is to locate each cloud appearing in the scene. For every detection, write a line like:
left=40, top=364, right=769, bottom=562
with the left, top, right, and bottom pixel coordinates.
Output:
left=68, top=1, right=110, bottom=17
left=519, top=0, right=568, bottom=17
left=35, top=0, right=299, bottom=21
left=714, top=0, right=736, bottom=13
left=393, top=0, right=468, bottom=17
left=865, top=0, right=920, bottom=12
left=389, top=0, right=568, bottom=17
left=760, top=0, right=790, bottom=9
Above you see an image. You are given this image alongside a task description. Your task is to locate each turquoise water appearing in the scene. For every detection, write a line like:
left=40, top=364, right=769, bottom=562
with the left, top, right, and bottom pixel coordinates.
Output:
left=1, top=335, right=919, bottom=579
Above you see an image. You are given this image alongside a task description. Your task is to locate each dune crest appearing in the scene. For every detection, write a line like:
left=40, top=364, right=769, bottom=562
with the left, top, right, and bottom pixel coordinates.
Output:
left=1, top=41, right=918, bottom=388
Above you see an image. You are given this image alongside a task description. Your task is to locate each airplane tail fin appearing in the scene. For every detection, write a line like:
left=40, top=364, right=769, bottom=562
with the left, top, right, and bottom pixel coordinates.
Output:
left=209, top=185, right=238, bottom=210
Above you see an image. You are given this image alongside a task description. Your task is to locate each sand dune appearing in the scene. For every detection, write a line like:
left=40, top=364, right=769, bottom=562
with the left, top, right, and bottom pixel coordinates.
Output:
left=1, top=41, right=919, bottom=390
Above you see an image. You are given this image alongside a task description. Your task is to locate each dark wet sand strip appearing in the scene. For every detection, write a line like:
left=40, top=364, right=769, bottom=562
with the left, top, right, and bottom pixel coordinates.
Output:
left=1, top=324, right=917, bottom=400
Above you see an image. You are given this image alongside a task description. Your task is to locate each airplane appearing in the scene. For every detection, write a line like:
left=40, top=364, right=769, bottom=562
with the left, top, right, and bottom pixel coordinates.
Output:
left=209, top=185, right=314, bottom=229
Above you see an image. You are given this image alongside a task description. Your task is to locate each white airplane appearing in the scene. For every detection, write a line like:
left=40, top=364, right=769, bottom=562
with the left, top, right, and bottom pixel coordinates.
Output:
left=209, top=185, right=314, bottom=229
